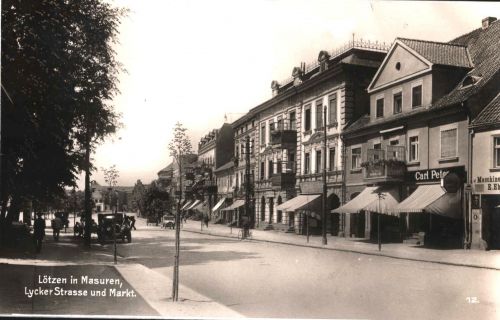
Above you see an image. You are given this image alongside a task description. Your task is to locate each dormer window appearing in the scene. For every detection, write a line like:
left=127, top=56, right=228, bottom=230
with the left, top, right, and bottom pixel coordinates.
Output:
left=318, top=50, right=330, bottom=72
left=460, top=75, right=481, bottom=88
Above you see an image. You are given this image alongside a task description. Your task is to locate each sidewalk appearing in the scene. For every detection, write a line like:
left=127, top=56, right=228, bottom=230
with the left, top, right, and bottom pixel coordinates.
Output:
left=0, top=216, right=242, bottom=318
left=181, top=220, right=500, bottom=270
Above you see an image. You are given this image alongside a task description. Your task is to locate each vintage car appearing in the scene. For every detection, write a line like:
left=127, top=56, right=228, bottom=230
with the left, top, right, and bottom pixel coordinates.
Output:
left=162, top=214, right=175, bottom=229
left=97, top=213, right=132, bottom=243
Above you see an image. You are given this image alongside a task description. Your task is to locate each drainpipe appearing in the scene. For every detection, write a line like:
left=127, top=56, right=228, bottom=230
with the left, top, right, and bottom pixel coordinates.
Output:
left=466, top=110, right=473, bottom=249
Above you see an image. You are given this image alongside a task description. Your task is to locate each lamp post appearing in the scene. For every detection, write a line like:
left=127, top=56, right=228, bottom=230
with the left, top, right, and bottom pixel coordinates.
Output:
left=322, top=106, right=328, bottom=245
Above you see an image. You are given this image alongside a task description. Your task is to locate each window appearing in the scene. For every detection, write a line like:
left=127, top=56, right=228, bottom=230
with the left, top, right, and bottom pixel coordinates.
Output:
left=351, top=148, right=361, bottom=170
left=289, top=152, right=295, bottom=172
left=316, top=100, right=323, bottom=129
left=409, top=136, right=419, bottom=162
left=277, top=160, right=282, bottom=173
left=261, top=124, right=266, bottom=145
left=412, top=85, right=422, bottom=108
left=260, top=162, right=265, bottom=180
left=289, top=111, right=296, bottom=130
left=373, top=143, right=382, bottom=160
left=304, top=106, right=311, bottom=131
left=329, top=148, right=336, bottom=171
left=390, top=139, right=399, bottom=146
left=440, top=128, right=457, bottom=158
left=494, top=137, right=500, bottom=168
left=277, top=116, right=283, bottom=131
left=329, top=93, right=337, bottom=125
left=393, top=92, right=402, bottom=114
left=316, top=150, right=322, bottom=173
left=304, top=152, right=310, bottom=174
left=269, top=121, right=275, bottom=132
left=268, top=160, right=273, bottom=177
left=376, top=98, right=384, bottom=118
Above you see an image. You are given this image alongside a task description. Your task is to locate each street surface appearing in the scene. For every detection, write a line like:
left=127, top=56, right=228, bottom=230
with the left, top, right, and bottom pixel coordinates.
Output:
left=1, top=214, right=499, bottom=319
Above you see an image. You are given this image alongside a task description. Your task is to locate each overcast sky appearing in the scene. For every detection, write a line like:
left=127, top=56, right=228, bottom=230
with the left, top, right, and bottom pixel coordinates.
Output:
left=82, top=0, right=500, bottom=188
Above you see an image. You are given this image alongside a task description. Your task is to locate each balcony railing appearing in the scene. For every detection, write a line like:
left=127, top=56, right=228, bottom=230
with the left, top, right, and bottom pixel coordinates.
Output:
left=270, top=129, right=297, bottom=148
left=362, top=146, right=406, bottom=181
left=271, top=172, right=296, bottom=188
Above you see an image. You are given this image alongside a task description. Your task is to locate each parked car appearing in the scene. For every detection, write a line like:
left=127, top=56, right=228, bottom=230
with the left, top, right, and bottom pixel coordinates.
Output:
left=162, top=214, right=175, bottom=229
left=97, top=213, right=132, bottom=243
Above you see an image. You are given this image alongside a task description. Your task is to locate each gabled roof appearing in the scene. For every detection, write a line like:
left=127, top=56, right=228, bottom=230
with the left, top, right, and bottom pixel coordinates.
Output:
left=471, top=93, right=500, bottom=129
left=398, top=38, right=472, bottom=68
left=433, top=19, right=500, bottom=109
left=158, top=163, right=174, bottom=175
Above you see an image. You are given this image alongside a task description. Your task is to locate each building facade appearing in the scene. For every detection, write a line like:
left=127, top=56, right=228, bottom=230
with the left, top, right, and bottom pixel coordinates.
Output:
left=338, top=17, right=500, bottom=248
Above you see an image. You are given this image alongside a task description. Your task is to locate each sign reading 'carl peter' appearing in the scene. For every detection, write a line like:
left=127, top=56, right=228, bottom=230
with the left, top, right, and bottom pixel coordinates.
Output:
left=406, top=166, right=466, bottom=183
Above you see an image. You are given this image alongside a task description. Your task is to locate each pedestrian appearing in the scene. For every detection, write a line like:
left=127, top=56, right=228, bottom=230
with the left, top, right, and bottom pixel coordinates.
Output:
left=51, top=214, right=62, bottom=241
left=204, top=214, right=209, bottom=228
left=130, top=216, right=136, bottom=230
left=33, top=213, right=46, bottom=253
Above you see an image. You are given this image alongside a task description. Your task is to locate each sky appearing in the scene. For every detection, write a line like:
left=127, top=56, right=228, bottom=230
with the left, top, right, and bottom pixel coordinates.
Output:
left=82, top=0, right=500, bottom=189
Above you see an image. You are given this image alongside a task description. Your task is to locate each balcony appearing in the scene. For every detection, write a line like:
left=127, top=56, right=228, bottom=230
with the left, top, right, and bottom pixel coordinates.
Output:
left=362, top=146, right=406, bottom=183
left=271, top=172, right=296, bottom=189
left=270, top=129, right=297, bottom=149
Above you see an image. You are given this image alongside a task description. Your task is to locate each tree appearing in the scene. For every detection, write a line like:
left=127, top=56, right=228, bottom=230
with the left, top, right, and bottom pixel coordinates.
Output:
left=131, top=179, right=147, bottom=216
left=102, top=165, right=119, bottom=212
left=168, top=122, right=193, bottom=302
left=143, top=181, right=170, bottom=225
left=0, top=0, right=126, bottom=246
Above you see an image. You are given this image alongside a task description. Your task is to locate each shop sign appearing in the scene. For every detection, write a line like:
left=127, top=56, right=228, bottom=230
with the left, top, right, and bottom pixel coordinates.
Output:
left=473, top=174, right=500, bottom=194
left=406, top=166, right=465, bottom=183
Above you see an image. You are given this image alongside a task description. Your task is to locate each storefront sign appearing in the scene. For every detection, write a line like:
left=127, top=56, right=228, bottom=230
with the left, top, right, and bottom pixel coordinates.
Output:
left=473, top=175, right=500, bottom=194
left=406, top=166, right=465, bottom=183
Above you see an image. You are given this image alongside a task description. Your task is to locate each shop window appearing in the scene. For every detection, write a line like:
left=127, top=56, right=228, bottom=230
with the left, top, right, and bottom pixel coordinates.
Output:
left=440, top=128, right=458, bottom=158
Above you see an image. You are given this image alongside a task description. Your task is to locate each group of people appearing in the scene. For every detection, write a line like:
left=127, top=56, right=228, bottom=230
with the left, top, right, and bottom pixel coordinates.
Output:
left=32, top=212, right=137, bottom=253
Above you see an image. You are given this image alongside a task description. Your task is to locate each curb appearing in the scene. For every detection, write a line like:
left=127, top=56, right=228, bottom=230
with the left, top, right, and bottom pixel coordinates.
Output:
left=182, top=228, right=500, bottom=271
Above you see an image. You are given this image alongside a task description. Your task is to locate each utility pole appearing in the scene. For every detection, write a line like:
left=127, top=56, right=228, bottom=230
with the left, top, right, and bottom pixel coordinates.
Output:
left=322, top=106, right=328, bottom=245
left=244, top=135, right=251, bottom=236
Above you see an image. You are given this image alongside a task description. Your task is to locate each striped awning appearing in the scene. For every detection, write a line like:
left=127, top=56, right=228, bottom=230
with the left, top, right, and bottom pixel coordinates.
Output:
left=220, top=199, right=245, bottom=211
left=276, top=194, right=321, bottom=212
left=392, top=184, right=462, bottom=219
left=180, top=200, right=193, bottom=211
left=211, top=198, right=226, bottom=212
left=333, top=187, right=399, bottom=216
left=186, top=200, right=201, bottom=210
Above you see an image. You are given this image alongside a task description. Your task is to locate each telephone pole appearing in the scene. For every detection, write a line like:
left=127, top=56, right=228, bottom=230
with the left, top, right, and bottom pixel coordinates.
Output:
left=244, top=135, right=252, bottom=231
left=322, top=106, right=328, bottom=245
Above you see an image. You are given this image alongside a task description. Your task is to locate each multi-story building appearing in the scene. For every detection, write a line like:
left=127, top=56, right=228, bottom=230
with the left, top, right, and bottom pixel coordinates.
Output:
left=231, top=40, right=389, bottom=234
left=191, top=123, right=234, bottom=217
left=470, top=93, right=500, bottom=250
left=213, top=161, right=235, bottom=223
left=337, top=17, right=499, bottom=247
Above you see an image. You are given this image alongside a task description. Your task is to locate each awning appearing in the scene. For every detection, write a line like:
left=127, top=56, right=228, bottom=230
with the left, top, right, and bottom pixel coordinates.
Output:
left=276, top=194, right=321, bottom=212
left=211, top=198, right=226, bottom=212
left=220, top=199, right=245, bottom=211
left=391, top=184, right=462, bottom=219
left=362, top=187, right=400, bottom=216
left=333, top=187, right=379, bottom=214
left=180, top=200, right=193, bottom=211
left=193, top=201, right=206, bottom=211
left=186, top=200, right=201, bottom=210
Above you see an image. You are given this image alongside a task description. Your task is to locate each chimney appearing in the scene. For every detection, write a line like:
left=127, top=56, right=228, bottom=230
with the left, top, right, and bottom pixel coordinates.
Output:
left=482, top=17, right=497, bottom=29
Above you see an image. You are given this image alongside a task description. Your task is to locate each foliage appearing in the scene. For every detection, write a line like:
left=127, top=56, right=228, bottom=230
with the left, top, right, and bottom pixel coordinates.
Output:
left=360, top=159, right=406, bottom=169
left=1, top=0, right=126, bottom=224
left=102, top=165, right=119, bottom=188
left=131, top=179, right=147, bottom=215
left=143, top=181, right=170, bottom=221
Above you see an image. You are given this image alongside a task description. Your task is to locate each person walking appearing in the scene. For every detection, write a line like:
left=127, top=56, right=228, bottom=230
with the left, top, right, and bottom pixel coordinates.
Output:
left=33, top=213, right=46, bottom=253
left=130, top=216, right=136, bottom=230
left=51, top=214, right=62, bottom=241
